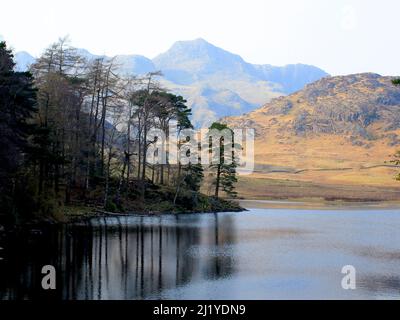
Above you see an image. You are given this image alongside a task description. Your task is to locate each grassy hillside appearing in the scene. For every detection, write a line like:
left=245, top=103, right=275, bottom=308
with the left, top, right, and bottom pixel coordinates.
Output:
left=223, top=73, right=400, bottom=201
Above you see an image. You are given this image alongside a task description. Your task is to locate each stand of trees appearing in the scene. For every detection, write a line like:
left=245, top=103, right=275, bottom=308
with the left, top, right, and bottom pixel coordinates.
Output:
left=0, top=38, right=239, bottom=223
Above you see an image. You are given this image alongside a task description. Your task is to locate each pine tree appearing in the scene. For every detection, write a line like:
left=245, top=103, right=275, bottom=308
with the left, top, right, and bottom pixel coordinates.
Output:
left=0, top=41, right=38, bottom=216
left=208, top=122, right=238, bottom=199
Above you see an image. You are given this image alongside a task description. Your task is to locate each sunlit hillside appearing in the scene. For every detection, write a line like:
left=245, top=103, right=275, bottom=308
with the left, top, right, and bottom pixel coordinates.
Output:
left=224, top=73, right=400, bottom=201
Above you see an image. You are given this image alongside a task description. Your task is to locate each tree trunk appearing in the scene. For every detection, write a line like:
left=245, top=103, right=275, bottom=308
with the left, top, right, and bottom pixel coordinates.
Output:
left=215, top=164, right=221, bottom=198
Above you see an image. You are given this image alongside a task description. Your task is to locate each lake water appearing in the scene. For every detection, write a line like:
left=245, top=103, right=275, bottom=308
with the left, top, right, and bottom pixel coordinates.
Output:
left=1, top=203, right=400, bottom=300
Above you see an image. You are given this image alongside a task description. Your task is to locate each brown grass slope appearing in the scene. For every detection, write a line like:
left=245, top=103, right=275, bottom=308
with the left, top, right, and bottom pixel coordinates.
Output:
left=223, top=73, right=400, bottom=201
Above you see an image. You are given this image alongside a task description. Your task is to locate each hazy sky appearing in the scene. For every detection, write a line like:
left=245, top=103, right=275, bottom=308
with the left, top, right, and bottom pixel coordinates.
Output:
left=0, top=0, right=399, bottom=76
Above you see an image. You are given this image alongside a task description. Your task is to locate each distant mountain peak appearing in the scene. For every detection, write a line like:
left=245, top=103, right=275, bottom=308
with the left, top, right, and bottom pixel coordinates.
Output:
left=14, top=51, right=35, bottom=72
left=154, top=38, right=243, bottom=68
left=193, top=37, right=209, bottom=43
left=14, top=39, right=329, bottom=128
left=170, top=37, right=216, bottom=49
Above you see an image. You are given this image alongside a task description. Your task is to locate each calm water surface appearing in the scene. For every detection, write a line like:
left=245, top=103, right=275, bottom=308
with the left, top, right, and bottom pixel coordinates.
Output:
left=1, top=204, right=400, bottom=300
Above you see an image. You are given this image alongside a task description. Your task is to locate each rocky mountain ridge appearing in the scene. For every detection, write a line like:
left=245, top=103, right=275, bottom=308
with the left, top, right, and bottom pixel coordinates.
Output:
left=14, top=38, right=328, bottom=127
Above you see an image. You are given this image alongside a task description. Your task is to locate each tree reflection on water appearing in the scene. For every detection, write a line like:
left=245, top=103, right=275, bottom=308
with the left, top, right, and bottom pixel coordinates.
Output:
left=0, top=213, right=237, bottom=300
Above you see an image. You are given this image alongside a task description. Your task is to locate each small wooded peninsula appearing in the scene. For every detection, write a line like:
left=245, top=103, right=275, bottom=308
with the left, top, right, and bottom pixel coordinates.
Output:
left=0, top=39, right=242, bottom=226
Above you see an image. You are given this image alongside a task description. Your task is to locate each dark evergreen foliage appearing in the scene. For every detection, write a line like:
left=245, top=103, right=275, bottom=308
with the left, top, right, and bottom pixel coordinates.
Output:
left=0, top=39, right=239, bottom=223
left=0, top=41, right=38, bottom=218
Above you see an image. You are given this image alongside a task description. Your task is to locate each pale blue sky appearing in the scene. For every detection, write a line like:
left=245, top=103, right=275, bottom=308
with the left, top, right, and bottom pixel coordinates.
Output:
left=0, top=0, right=398, bottom=76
